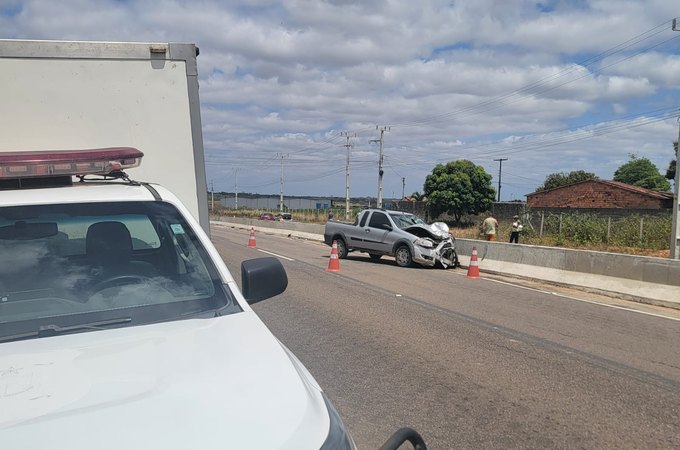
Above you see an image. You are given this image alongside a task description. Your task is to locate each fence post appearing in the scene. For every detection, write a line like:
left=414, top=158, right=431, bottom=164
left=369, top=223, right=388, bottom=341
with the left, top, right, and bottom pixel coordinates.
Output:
left=559, top=213, right=563, bottom=236
left=639, top=217, right=644, bottom=240
left=540, top=212, right=545, bottom=237
left=607, top=217, right=611, bottom=241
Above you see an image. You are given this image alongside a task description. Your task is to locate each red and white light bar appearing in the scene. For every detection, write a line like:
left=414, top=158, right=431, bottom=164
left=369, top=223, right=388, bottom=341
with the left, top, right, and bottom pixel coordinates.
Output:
left=0, top=147, right=144, bottom=179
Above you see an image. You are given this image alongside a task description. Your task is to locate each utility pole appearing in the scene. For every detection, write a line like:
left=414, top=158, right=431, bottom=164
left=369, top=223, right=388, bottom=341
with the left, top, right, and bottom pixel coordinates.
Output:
left=671, top=20, right=680, bottom=259
left=278, top=153, right=288, bottom=213
left=369, top=126, right=390, bottom=209
left=402, top=177, right=405, bottom=199
left=233, top=168, right=240, bottom=210
left=210, top=179, right=214, bottom=212
left=341, top=132, right=355, bottom=220
left=493, top=158, right=508, bottom=202
left=671, top=116, right=680, bottom=259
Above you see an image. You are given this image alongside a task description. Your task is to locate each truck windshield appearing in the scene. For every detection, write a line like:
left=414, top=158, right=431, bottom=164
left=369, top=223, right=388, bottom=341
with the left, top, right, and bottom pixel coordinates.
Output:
left=389, top=213, right=427, bottom=229
left=0, top=201, right=239, bottom=342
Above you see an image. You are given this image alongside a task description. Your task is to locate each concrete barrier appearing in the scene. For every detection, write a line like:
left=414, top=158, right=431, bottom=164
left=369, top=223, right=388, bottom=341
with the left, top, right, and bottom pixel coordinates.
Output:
left=454, top=239, right=680, bottom=287
left=454, top=239, right=680, bottom=308
left=210, top=216, right=680, bottom=309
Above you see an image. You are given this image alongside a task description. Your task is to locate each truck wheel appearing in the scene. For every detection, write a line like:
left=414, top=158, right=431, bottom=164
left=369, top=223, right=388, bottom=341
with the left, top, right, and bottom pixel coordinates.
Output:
left=335, top=239, right=348, bottom=259
left=369, top=253, right=382, bottom=261
left=394, top=245, right=412, bottom=268
left=438, top=248, right=456, bottom=269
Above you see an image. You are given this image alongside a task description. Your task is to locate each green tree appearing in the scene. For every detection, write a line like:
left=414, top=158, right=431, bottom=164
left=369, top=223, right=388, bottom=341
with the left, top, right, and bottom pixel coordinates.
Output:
left=423, top=160, right=495, bottom=223
left=613, top=154, right=671, bottom=191
left=535, top=170, right=597, bottom=192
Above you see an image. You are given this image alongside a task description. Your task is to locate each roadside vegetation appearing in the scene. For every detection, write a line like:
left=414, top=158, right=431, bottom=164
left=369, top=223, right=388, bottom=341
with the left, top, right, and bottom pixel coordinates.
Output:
left=212, top=151, right=676, bottom=258
left=212, top=206, right=673, bottom=258
left=450, top=213, right=672, bottom=258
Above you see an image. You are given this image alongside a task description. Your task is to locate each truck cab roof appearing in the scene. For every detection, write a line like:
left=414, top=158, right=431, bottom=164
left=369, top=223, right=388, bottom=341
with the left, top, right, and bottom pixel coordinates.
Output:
left=1, top=180, right=165, bottom=206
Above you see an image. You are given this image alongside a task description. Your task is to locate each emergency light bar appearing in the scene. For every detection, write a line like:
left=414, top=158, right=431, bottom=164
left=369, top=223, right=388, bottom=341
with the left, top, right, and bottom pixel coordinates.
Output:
left=0, top=147, right=144, bottom=179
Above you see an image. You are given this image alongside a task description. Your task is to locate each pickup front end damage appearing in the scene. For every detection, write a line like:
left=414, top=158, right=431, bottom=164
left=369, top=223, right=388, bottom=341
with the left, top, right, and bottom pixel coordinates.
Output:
left=405, top=222, right=460, bottom=269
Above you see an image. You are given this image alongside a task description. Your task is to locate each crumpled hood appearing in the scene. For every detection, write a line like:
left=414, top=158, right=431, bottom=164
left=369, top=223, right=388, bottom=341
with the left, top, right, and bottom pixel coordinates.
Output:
left=0, top=313, right=329, bottom=450
left=404, top=221, right=452, bottom=240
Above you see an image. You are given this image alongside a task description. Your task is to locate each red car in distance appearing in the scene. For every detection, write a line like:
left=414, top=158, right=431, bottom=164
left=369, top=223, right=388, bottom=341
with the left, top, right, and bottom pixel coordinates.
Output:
left=259, top=213, right=276, bottom=221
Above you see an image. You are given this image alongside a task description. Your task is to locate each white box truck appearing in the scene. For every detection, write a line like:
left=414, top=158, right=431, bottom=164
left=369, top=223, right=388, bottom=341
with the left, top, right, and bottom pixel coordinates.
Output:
left=0, top=39, right=210, bottom=233
left=0, top=39, right=428, bottom=450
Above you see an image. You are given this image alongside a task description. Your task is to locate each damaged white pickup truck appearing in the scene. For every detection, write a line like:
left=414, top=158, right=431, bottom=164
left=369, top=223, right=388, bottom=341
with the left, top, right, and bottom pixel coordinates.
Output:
left=324, top=208, right=459, bottom=269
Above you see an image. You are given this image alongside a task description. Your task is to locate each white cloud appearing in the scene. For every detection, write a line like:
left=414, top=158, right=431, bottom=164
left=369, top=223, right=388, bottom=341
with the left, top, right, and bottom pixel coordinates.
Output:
left=1, top=0, right=678, bottom=197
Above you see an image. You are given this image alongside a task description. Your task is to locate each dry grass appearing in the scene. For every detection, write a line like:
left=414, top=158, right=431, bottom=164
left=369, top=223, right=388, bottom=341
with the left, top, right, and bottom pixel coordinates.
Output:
left=214, top=208, right=672, bottom=258
left=449, top=227, right=671, bottom=258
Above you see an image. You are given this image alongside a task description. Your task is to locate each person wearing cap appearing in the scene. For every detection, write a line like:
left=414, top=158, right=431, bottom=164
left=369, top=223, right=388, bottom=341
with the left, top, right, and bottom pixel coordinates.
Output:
left=510, top=215, right=523, bottom=243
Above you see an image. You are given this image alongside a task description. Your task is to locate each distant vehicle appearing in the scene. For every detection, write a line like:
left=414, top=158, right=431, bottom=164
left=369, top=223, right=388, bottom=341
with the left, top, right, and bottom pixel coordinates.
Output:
left=259, top=213, right=276, bottom=220
left=324, top=208, right=459, bottom=269
left=276, top=212, right=293, bottom=221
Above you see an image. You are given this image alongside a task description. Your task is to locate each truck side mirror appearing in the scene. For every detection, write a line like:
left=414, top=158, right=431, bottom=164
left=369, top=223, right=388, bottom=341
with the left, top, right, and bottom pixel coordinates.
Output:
left=241, top=257, right=288, bottom=304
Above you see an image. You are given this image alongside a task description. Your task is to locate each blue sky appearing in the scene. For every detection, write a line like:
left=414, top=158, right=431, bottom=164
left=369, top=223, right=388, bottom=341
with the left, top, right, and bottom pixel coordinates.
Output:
left=1, top=0, right=679, bottom=200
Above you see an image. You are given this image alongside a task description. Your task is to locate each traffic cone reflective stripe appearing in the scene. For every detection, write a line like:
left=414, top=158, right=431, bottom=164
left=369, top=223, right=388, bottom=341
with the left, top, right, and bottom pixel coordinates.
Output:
left=326, top=240, right=340, bottom=272
left=466, top=246, right=480, bottom=279
left=248, top=227, right=257, bottom=248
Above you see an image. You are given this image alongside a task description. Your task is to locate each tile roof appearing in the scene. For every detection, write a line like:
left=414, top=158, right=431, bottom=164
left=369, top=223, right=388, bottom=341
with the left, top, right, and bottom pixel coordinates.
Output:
left=527, top=179, right=674, bottom=200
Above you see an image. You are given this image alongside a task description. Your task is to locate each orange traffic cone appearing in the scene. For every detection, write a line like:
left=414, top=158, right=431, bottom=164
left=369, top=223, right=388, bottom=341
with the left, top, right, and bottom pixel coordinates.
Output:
left=466, top=246, right=480, bottom=279
left=326, top=240, right=340, bottom=272
left=248, top=227, right=256, bottom=248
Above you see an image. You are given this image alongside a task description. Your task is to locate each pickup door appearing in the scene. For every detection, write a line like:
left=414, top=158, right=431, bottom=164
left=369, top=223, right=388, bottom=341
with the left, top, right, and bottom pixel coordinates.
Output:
left=355, top=211, right=396, bottom=253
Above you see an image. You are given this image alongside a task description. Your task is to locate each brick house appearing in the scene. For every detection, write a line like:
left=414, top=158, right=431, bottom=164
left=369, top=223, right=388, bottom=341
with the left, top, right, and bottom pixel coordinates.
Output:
left=526, top=179, right=673, bottom=209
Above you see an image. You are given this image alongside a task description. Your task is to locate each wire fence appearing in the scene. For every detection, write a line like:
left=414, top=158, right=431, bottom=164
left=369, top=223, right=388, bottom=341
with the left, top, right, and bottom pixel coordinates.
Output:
left=522, top=211, right=672, bottom=249
left=214, top=205, right=673, bottom=252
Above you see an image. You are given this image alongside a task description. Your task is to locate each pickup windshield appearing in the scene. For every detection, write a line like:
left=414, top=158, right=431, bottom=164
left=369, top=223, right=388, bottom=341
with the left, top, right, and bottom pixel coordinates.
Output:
left=0, top=201, right=238, bottom=342
left=389, top=213, right=427, bottom=229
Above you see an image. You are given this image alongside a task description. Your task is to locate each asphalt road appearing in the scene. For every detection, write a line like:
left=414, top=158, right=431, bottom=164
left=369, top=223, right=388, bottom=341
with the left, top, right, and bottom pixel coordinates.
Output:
left=211, top=225, right=680, bottom=450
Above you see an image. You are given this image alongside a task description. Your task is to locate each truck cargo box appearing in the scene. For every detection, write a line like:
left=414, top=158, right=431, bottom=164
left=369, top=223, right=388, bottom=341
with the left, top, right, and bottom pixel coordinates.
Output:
left=0, top=39, right=210, bottom=233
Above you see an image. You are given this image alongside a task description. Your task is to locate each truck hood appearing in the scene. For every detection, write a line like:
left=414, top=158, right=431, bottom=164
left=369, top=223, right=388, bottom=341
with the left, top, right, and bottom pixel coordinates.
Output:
left=403, top=221, right=452, bottom=241
left=0, top=313, right=330, bottom=450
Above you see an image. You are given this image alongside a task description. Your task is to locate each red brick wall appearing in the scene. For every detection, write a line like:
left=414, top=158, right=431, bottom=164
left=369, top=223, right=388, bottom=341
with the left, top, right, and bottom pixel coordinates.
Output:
left=527, top=181, right=666, bottom=209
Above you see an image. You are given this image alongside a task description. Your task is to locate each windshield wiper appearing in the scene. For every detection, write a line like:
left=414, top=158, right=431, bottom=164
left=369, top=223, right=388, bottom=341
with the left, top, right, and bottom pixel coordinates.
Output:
left=0, top=317, right=132, bottom=343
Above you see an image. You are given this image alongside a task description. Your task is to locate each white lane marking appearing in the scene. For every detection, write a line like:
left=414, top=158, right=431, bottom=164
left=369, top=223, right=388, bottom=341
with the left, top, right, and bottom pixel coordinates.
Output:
left=257, top=249, right=295, bottom=261
left=484, top=277, right=680, bottom=322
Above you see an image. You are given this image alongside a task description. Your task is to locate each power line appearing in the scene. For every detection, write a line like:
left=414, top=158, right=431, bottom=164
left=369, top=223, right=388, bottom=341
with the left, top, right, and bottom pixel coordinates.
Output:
left=212, top=107, right=678, bottom=191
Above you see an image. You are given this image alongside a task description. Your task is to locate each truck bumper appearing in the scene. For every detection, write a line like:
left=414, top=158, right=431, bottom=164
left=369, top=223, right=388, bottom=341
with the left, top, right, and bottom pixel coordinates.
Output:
left=412, top=240, right=458, bottom=268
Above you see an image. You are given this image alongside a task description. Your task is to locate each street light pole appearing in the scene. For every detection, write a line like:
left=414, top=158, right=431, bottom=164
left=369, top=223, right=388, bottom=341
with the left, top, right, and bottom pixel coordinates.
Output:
left=210, top=179, right=214, bottom=212
left=233, top=168, right=240, bottom=210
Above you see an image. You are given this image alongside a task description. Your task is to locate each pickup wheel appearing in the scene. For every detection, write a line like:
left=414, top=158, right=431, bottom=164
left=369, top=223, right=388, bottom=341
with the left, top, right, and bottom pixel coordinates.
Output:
left=335, top=239, right=348, bottom=259
left=394, top=245, right=413, bottom=268
left=369, top=253, right=382, bottom=261
left=437, top=248, right=457, bottom=269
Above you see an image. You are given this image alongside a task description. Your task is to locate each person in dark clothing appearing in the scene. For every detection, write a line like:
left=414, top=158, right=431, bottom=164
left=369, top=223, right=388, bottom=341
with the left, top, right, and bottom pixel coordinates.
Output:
left=510, top=215, right=522, bottom=243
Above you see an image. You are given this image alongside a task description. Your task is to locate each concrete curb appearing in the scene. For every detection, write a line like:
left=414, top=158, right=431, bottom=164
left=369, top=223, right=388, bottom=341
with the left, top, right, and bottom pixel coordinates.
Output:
left=210, top=218, right=680, bottom=310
